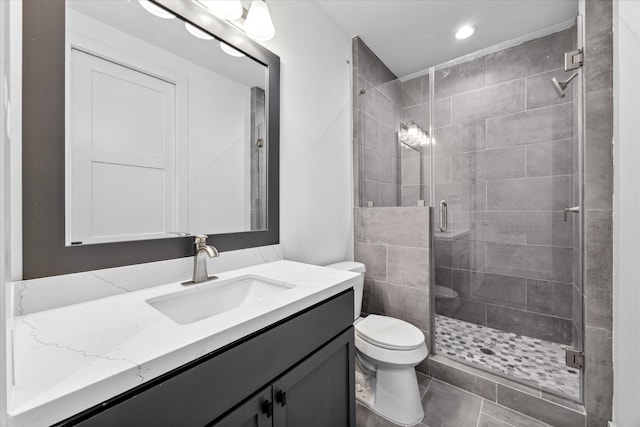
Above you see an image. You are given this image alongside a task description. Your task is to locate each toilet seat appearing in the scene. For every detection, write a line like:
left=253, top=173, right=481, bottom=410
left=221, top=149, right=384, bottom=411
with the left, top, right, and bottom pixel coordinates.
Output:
left=355, top=315, right=424, bottom=350
left=355, top=315, right=428, bottom=366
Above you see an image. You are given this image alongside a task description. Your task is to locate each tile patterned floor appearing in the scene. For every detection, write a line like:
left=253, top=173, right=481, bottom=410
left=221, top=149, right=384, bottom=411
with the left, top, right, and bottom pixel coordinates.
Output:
left=356, top=374, right=551, bottom=427
left=434, top=315, right=580, bottom=399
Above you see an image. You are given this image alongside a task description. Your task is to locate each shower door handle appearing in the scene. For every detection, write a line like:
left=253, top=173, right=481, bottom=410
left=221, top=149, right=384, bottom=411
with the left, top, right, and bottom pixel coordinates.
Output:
left=439, top=200, right=448, bottom=232
left=564, top=206, right=580, bottom=222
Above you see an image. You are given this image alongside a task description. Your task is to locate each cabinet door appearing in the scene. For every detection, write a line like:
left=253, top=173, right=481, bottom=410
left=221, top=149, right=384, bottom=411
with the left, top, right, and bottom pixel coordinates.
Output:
left=210, top=386, right=273, bottom=427
left=272, top=328, right=355, bottom=427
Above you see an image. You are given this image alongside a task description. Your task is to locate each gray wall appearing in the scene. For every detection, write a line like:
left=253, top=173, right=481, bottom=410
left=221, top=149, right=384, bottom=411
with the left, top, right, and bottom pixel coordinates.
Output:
left=355, top=207, right=431, bottom=347
left=431, top=28, right=578, bottom=346
left=582, top=0, right=613, bottom=425
left=353, top=37, right=402, bottom=207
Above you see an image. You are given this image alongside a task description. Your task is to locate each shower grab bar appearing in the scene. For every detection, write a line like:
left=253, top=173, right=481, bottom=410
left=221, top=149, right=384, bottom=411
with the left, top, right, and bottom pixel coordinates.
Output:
left=439, top=200, right=448, bottom=232
left=564, top=206, right=580, bottom=222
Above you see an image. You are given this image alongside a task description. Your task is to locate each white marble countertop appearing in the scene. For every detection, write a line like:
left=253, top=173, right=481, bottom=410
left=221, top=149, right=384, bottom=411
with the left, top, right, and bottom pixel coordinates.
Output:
left=8, top=260, right=359, bottom=427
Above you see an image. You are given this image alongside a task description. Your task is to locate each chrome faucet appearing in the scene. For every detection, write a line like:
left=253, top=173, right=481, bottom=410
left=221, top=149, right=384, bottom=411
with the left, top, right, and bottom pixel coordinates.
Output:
left=190, top=235, right=219, bottom=284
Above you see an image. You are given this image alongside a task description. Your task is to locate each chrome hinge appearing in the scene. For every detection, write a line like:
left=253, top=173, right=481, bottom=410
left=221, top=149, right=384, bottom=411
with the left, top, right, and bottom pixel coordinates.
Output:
left=565, top=49, right=584, bottom=71
left=566, top=348, right=584, bottom=370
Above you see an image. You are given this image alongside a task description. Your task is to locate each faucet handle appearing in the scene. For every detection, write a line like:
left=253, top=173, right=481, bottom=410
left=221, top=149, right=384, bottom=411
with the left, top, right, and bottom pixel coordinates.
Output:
left=194, top=235, right=208, bottom=246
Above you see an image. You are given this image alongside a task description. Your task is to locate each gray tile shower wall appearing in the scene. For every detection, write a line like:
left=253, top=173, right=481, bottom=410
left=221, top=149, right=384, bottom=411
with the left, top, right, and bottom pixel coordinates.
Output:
left=353, top=37, right=402, bottom=207
left=250, top=87, right=266, bottom=230
left=432, top=28, right=578, bottom=346
left=582, top=1, right=614, bottom=425
left=354, top=207, right=431, bottom=341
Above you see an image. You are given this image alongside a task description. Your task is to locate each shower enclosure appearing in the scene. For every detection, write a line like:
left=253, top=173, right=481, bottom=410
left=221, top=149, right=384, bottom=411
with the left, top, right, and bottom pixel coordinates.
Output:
left=354, top=18, right=583, bottom=401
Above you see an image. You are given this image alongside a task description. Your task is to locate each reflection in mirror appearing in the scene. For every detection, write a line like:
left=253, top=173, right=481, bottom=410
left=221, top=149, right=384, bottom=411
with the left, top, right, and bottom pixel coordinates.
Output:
left=65, top=0, right=267, bottom=246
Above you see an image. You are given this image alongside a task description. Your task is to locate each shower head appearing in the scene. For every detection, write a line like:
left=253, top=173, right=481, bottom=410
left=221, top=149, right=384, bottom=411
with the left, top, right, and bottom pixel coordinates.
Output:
left=551, top=72, right=578, bottom=98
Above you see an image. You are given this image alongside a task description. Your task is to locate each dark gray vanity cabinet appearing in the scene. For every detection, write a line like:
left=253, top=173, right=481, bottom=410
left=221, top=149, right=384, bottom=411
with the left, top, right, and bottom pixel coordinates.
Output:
left=212, top=386, right=272, bottom=427
left=213, top=329, right=352, bottom=427
left=59, top=289, right=355, bottom=427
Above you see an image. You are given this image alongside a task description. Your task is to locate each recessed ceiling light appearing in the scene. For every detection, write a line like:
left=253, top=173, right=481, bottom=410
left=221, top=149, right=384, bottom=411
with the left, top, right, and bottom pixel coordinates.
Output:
left=455, top=25, right=476, bottom=40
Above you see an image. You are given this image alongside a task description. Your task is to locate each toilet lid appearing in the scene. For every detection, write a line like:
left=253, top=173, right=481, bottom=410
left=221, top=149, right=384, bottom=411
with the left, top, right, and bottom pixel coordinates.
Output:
left=355, top=315, right=425, bottom=351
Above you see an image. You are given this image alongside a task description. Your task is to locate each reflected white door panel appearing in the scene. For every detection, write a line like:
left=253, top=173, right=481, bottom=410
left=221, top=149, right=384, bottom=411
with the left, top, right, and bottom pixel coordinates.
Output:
left=69, top=49, right=177, bottom=244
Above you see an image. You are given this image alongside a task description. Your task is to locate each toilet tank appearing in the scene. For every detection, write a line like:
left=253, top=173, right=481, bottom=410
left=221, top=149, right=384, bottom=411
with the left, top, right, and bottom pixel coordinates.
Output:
left=325, top=261, right=366, bottom=321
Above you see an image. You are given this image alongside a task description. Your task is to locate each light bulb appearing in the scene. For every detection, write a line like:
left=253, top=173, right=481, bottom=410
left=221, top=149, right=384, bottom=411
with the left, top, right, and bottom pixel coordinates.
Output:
left=138, top=0, right=175, bottom=19
left=185, top=22, right=214, bottom=40
left=244, top=0, right=275, bottom=41
left=220, top=42, right=246, bottom=57
left=201, top=0, right=243, bottom=21
left=455, top=25, right=476, bottom=40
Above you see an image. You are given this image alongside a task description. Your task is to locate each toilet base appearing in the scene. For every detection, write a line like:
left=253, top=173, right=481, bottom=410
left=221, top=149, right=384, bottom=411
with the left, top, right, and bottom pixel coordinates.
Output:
left=355, top=358, right=424, bottom=426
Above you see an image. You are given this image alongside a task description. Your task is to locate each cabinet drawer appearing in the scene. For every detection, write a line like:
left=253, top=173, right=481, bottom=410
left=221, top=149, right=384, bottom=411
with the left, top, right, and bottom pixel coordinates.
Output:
left=62, top=289, right=354, bottom=426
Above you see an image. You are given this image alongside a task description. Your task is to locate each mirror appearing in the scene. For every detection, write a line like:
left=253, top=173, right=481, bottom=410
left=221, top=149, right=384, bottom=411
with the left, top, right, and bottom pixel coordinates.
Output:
left=65, top=0, right=267, bottom=245
left=22, top=0, right=279, bottom=278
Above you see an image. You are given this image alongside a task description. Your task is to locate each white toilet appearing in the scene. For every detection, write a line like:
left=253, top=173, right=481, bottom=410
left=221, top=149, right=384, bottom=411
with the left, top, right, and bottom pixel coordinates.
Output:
left=327, top=261, right=428, bottom=426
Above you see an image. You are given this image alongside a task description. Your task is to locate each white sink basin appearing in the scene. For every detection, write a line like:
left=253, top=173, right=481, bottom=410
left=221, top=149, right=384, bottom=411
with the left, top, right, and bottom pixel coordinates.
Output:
left=146, top=275, right=295, bottom=325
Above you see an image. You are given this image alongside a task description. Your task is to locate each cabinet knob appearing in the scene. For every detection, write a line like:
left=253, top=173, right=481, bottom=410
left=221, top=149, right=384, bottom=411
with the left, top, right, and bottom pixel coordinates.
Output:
left=276, top=390, right=287, bottom=406
left=261, top=400, right=273, bottom=418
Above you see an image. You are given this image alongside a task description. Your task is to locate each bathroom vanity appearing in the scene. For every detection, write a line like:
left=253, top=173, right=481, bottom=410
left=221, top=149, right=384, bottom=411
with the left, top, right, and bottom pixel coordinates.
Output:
left=9, top=261, right=358, bottom=427
left=68, top=291, right=353, bottom=426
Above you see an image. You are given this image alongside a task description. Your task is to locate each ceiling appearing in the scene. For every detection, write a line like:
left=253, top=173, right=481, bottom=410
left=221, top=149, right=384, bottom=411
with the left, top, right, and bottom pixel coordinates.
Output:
left=315, top=0, right=578, bottom=78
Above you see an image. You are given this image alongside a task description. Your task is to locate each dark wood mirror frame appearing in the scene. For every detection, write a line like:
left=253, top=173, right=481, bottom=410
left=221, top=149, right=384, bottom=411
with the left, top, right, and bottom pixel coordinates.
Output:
left=22, top=0, right=280, bottom=279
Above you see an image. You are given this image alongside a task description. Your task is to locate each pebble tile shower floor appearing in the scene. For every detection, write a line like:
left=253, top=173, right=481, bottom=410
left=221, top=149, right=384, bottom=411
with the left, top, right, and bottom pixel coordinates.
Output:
left=435, top=315, right=580, bottom=399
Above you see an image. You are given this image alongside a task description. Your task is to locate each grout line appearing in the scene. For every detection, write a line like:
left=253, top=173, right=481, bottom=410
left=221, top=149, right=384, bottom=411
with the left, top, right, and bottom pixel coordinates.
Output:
left=474, top=406, right=482, bottom=427
left=430, top=377, right=492, bottom=403
left=483, top=411, right=517, bottom=427
left=423, top=375, right=433, bottom=396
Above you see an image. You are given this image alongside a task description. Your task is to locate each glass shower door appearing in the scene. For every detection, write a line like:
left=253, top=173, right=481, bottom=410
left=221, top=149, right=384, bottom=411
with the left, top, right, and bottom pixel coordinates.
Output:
left=431, top=25, right=583, bottom=400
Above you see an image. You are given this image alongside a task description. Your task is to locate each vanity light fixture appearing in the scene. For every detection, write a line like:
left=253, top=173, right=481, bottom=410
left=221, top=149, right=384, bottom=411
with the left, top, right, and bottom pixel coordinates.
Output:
left=201, top=0, right=243, bottom=21
left=138, top=0, right=175, bottom=19
left=399, top=121, right=432, bottom=146
left=244, top=0, right=275, bottom=41
left=185, top=22, right=214, bottom=40
left=220, top=42, right=246, bottom=57
left=455, top=25, right=476, bottom=40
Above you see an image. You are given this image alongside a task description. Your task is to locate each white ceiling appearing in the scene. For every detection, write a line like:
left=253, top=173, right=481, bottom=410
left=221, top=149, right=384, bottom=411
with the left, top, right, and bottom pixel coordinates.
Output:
left=315, top=0, right=578, bottom=78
